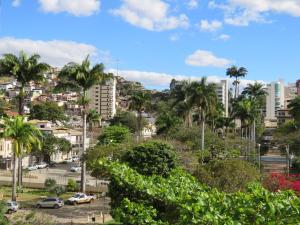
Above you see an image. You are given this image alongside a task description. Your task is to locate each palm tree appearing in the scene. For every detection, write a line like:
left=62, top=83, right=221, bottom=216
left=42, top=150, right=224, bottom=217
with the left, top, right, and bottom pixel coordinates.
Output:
left=129, top=90, right=151, bottom=140
left=188, top=78, right=217, bottom=159
left=155, top=112, right=182, bottom=136
left=0, top=51, right=49, bottom=186
left=242, top=82, right=267, bottom=106
left=226, top=66, right=248, bottom=98
left=56, top=56, right=112, bottom=193
left=2, top=116, right=42, bottom=201
left=87, top=109, right=101, bottom=144
left=288, top=96, right=300, bottom=126
left=170, top=80, right=193, bottom=127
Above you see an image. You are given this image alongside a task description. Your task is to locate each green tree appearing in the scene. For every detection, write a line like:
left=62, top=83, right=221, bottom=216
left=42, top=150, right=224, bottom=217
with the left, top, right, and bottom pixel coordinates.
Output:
left=44, top=178, right=57, bottom=192
left=193, top=159, right=260, bottom=192
left=98, top=125, right=131, bottom=145
left=288, top=95, right=300, bottom=126
left=0, top=51, right=49, bottom=115
left=129, top=91, right=151, bottom=140
left=188, top=78, right=217, bottom=156
left=56, top=56, right=111, bottom=193
left=110, top=111, right=148, bottom=133
left=155, top=112, right=182, bottom=136
left=67, top=179, right=78, bottom=192
left=242, top=82, right=267, bottom=107
left=2, top=116, right=42, bottom=200
left=0, top=51, right=49, bottom=186
left=123, top=141, right=177, bottom=177
left=29, top=102, right=69, bottom=123
left=87, top=109, right=100, bottom=132
left=226, top=66, right=248, bottom=98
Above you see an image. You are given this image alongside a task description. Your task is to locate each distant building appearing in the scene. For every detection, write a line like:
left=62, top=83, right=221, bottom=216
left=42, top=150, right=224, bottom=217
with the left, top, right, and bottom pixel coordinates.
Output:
left=216, top=80, right=229, bottom=117
left=276, top=109, right=293, bottom=125
left=265, top=80, right=285, bottom=120
left=284, top=83, right=297, bottom=108
left=296, top=80, right=300, bottom=95
left=87, top=78, right=117, bottom=120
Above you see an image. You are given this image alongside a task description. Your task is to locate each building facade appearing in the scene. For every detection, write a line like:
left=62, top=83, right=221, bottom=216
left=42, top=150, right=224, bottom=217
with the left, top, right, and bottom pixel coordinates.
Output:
left=216, top=80, right=229, bottom=117
left=266, top=80, right=285, bottom=120
left=87, top=78, right=117, bottom=120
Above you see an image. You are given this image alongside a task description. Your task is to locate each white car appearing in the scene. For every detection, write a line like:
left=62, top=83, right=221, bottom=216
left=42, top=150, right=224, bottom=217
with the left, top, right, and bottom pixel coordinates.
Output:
left=72, top=156, right=79, bottom=162
left=67, top=193, right=96, bottom=205
left=64, top=158, right=73, bottom=163
left=28, top=164, right=38, bottom=171
left=36, top=162, right=48, bottom=169
left=70, top=166, right=81, bottom=172
left=6, top=201, right=19, bottom=214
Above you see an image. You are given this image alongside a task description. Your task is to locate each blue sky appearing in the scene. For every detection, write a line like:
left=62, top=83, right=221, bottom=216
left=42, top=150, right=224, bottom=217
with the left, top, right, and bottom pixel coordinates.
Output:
left=1, top=0, right=300, bottom=89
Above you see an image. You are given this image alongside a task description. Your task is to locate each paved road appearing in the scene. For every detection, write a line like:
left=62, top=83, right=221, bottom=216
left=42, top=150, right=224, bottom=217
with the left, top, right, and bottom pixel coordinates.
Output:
left=8, top=198, right=112, bottom=225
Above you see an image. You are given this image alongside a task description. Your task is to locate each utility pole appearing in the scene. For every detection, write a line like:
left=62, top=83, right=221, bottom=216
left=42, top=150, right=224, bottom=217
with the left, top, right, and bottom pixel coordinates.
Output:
left=258, top=143, right=261, bottom=173
left=286, top=145, right=290, bottom=177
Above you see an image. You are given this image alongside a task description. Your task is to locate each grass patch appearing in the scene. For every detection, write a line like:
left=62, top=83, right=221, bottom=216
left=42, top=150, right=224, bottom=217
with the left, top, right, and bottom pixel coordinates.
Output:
left=0, top=186, right=74, bottom=208
left=104, top=220, right=122, bottom=225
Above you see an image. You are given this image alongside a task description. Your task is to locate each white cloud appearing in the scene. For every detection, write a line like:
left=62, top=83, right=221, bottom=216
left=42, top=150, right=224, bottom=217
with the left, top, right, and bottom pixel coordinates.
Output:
left=110, top=0, right=189, bottom=31
left=209, top=0, right=300, bottom=26
left=0, top=37, right=101, bottom=67
left=108, top=68, right=262, bottom=90
left=199, top=19, right=222, bottom=32
left=187, top=0, right=199, bottom=9
left=12, top=0, right=21, bottom=7
left=38, top=0, right=100, bottom=16
left=217, top=34, right=231, bottom=41
left=185, top=50, right=232, bottom=68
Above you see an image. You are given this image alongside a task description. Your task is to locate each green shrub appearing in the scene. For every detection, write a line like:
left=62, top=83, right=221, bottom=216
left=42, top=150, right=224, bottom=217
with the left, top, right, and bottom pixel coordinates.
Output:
left=44, top=178, right=56, bottom=191
left=67, top=179, right=77, bottom=192
left=49, top=185, right=65, bottom=197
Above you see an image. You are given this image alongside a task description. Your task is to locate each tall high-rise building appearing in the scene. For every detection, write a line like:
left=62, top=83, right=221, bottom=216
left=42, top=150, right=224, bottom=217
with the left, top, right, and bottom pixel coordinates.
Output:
left=87, top=78, right=116, bottom=120
left=296, top=80, right=300, bottom=95
left=216, top=80, right=229, bottom=117
left=265, top=80, right=285, bottom=120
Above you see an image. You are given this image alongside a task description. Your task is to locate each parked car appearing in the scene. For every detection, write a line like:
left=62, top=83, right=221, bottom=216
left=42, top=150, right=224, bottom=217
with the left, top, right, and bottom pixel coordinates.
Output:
left=48, top=161, right=56, bottom=167
left=72, top=156, right=79, bottom=162
left=6, top=201, right=19, bottom=214
left=36, top=162, right=48, bottom=169
left=70, top=166, right=81, bottom=172
left=28, top=164, right=38, bottom=171
left=67, top=193, right=96, bottom=205
left=36, top=197, right=64, bottom=209
left=64, top=158, right=73, bottom=163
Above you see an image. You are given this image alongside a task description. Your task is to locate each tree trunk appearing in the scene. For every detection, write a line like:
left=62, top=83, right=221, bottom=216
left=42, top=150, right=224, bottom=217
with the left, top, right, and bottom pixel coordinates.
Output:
left=12, top=153, right=17, bottom=201
left=137, top=112, right=142, bottom=141
left=17, top=85, right=25, bottom=187
left=200, top=111, right=205, bottom=164
left=80, top=105, right=87, bottom=193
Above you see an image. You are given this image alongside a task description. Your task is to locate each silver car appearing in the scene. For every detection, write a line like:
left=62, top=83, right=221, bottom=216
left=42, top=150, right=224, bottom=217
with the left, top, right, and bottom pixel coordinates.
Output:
left=36, top=197, right=64, bottom=209
left=6, top=201, right=19, bottom=214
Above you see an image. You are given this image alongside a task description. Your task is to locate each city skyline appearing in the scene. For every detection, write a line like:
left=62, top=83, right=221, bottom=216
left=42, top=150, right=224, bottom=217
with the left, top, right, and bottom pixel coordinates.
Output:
left=1, top=0, right=300, bottom=89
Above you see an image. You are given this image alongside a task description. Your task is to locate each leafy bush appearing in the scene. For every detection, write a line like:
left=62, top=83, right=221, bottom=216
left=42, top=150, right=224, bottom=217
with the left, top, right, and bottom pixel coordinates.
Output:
left=123, top=141, right=177, bottom=177
left=67, top=179, right=77, bottom=192
left=98, top=125, right=131, bottom=145
left=49, top=185, right=65, bottom=197
left=101, top=160, right=300, bottom=225
left=44, top=178, right=56, bottom=191
left=0, top=201, right=8, bottom=225
left=193, top=159, right=260, bottom=192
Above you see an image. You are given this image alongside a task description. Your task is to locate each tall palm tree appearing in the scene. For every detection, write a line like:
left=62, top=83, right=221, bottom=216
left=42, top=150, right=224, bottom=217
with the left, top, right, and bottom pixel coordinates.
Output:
left=226, top=66, right=248, bottom=98
left=0, top=51, right=49, bottom=186
left=170, top=80, right=193, bottom=127
left=242, top=82, right=267, bottom=106
left=188, top=78, right=217, bottom=158
left=2, top=116, right=42, bottom=201
left=56, top=56, right=111, bottom=193
left=87, top=109, right=101, bottom=144
left=288, top=96, right=300, bottom=127
left=129, top=90, right=151, bottom=141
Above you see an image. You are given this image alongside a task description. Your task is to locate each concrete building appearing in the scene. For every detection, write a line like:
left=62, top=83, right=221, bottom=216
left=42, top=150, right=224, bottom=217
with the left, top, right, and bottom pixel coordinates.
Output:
left=265, top=80, right=285, bottom=120
left=87, top=78, right=117, bottom=120
left=216, top=80, right=229, bottom=117
left=284, top=83, right=297, bottom=108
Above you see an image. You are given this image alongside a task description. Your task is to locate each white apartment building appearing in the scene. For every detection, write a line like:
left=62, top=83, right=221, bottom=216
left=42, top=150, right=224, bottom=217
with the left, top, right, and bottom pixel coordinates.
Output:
left=216, top=80, right=229, bottom=117
left=265, top=80, right=285, bottom=120
left=87, top=78, right=117, bottom=120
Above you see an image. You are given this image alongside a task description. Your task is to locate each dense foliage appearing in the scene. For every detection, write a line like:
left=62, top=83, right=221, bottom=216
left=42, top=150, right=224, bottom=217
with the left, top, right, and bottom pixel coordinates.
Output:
left=0, top=201, right=8, bottom=225
left=194, top=159, right=260, bottom=192
left=98, top=125, right=132, bottom=145
left=100, top=160, right=300, bottom=225
left=29, top=101, right=69, bottom=123
left=123, top=141, right=177, bottom=177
